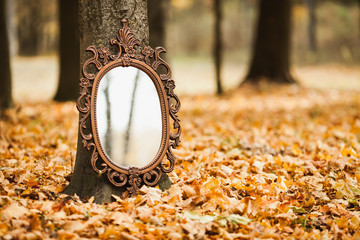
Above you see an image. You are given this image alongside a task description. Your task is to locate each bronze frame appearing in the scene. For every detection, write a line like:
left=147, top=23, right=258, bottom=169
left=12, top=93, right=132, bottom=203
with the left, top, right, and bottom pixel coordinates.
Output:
left=77, top=20, right=181, bottom=195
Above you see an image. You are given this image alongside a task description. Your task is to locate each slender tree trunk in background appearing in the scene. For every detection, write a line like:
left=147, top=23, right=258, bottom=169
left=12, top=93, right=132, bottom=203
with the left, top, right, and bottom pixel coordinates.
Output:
left=54, top=0, right=80, bottom=101
left=16, top=0, right=43, bottom=56
left=65, top=0, right=171, bottom=203
left=147, top=0, right=168, bottom=48
left=0, top=0, right=12, bottom=117
left=307, top=0, right=316, bottom=52
left=358, top=0, right=360, bottom=41
left=214, top=0, right=223, bottom=95
left=243, top=0, right=296, bottom=85
left=6, top=0, right=15, bottom=56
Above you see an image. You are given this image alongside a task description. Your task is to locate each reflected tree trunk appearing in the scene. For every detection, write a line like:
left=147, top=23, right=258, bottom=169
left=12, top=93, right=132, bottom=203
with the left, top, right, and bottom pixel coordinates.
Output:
left=242, top=0, right=296, bottom=85
left=0, top=0, right=12, bottom=117
left=307, top=0, right=316, bottom=52
left=213, top=0, right=223, bottom=95
left=104, top=79, right=112, bottom=158
left=54, top=0, right=80, bottom=101
left=65, top=0, right=171, bottom=203
left=123, top=70, right=140, bottom=164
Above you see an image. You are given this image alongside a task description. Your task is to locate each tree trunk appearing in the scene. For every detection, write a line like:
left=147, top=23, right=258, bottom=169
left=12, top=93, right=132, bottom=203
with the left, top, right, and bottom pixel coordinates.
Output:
left=16, top=0, right=44, bottom=56
left=307, top=0, right=316, bottom=52
left=0, top=0, right=12, bottom=117
left=54, top=0, right=80, bottom=101
left=242, top=0, right=296, bottom=85
left=64, top=0, right=171, bottom=203
left=213, top=0, right=223, bottom=95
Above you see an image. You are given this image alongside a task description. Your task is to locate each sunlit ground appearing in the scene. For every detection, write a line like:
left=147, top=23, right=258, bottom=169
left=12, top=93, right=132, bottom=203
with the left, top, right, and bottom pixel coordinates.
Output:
left=12, top=57, right=59, bottom=102
left=11, top=56, right=360, bottom=102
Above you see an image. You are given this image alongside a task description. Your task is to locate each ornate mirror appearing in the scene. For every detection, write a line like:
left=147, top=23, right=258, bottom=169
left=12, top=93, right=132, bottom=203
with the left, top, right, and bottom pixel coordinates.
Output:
left=77, top=20, right=181, bottom=195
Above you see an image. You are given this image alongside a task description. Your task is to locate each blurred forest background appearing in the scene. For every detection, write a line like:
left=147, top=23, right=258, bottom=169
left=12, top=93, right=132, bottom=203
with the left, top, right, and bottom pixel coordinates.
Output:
left=3, top=0, right=360, bottom=101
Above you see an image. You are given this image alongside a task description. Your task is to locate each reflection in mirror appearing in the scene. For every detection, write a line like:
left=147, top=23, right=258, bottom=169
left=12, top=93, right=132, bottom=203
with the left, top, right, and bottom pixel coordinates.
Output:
left=97, top=66, right=162, bottom=168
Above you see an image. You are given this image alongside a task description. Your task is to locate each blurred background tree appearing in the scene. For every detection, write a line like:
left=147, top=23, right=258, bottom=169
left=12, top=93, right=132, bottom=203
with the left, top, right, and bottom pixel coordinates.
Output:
left=53, top=0, right=79, bottom=101
left=148, top=0, right=168, bottom=48
left=243, top=0, right=295, bottom=85
left=306, top=0, right=317, bottom=52
left=148, top=0, right=169, bottom=77
left=15, top=0, right=57, bottom=56
left=0, top=0, right=12, bottom=116
left=213, top=0, right=223, bottom=94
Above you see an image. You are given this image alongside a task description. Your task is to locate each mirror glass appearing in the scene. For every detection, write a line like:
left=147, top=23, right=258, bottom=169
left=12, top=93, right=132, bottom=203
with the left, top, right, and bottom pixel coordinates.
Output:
left=96, top=66, right=162, bottom=168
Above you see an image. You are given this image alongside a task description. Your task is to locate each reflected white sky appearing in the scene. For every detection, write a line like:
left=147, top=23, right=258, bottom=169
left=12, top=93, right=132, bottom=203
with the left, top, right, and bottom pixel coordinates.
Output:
left=97, top=66, right=162, bottom=168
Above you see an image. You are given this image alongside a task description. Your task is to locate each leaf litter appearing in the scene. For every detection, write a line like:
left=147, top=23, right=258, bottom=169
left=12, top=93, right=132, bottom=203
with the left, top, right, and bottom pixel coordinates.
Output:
left=1, top=86, right=360, bottom=239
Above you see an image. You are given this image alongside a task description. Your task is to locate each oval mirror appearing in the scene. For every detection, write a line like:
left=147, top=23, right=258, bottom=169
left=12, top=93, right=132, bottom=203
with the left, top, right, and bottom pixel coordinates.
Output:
left=96, top=66, right=162, bottom=168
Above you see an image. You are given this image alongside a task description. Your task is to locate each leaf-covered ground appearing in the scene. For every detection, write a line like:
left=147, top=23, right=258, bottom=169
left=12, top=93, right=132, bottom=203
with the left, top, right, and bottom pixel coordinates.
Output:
left=1, top=86, right=360, bottom=239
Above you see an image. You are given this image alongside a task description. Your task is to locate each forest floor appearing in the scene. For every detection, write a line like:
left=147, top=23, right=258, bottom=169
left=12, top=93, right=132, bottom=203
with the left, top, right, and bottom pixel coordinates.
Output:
left=1, top=83, right=360, bottom=239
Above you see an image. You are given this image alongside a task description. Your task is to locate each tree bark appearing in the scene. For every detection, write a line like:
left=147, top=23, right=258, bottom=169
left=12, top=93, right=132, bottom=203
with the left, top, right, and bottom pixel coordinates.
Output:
left=0, top=0, right=12, bottom=117
left=307, top=0, right=316, bottom=52
left=64, top=0, right=171, bottom=203
left=213, top=0, right=223, bottom=95
left=242, top=0, right=296, bottom=85
left=54, top=0, right=80, bottom=101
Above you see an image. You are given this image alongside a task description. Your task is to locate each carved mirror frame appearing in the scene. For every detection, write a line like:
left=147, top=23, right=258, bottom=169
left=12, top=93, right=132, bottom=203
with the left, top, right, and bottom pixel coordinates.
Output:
left=77, top=20, right=181, bottom=195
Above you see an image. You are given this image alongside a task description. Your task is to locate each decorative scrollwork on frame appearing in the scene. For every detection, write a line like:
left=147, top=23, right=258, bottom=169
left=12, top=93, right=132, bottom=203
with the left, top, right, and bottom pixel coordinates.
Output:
left=77, top=19, right=181, bottom=197
left=108, top=170, right=128, bottom=187
left=143, top=167, right=162, bottom=186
